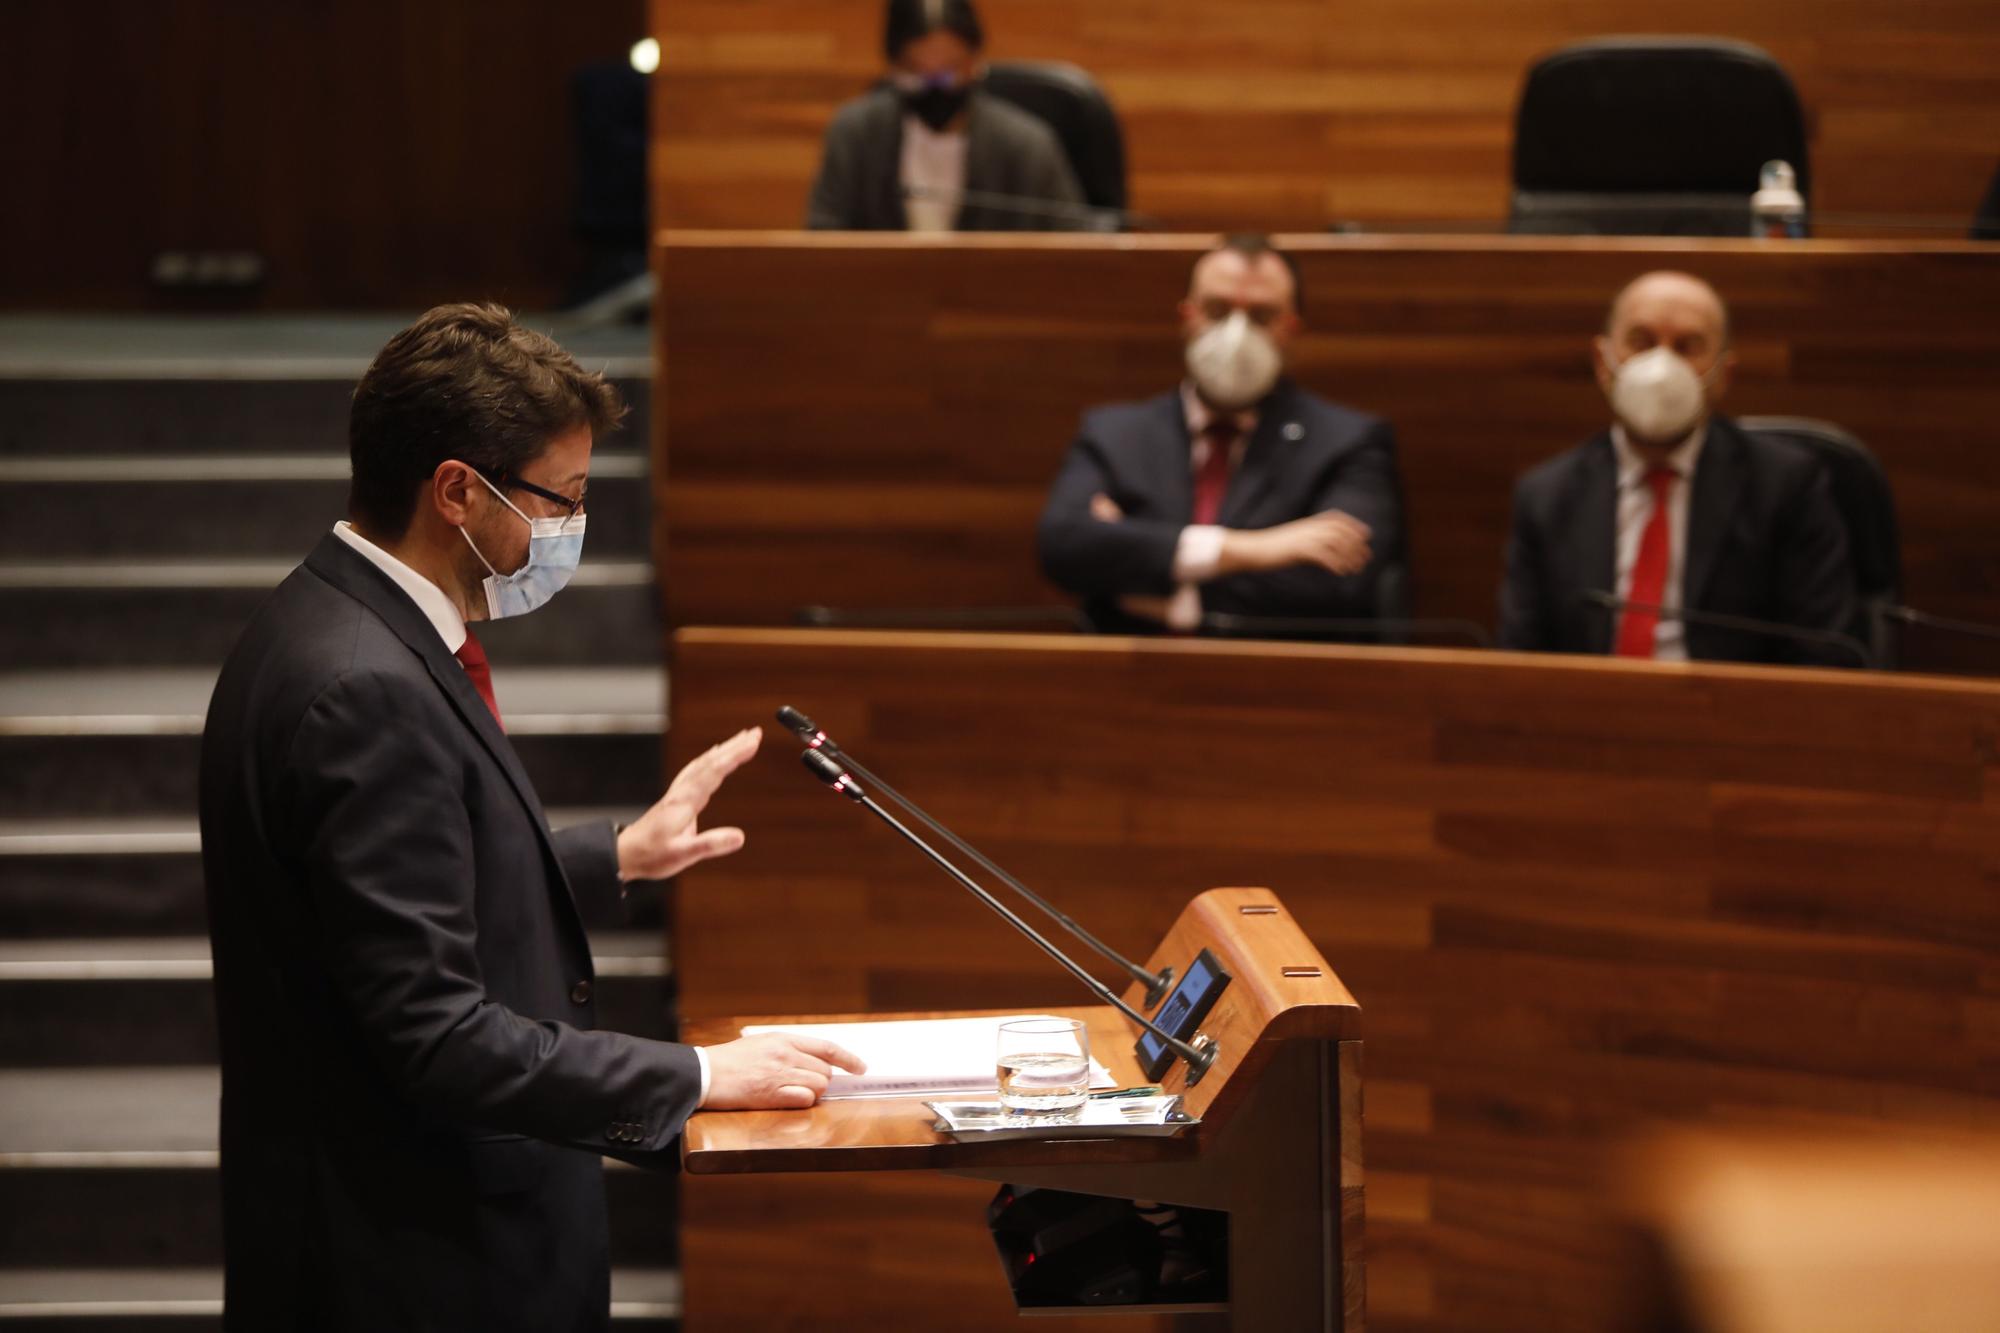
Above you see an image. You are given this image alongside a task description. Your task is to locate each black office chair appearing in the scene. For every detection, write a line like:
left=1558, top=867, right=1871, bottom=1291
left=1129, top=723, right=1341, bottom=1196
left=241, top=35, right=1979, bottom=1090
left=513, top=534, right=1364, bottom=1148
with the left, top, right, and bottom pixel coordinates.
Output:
left=981, top=59, right=1129, bottom=221
left=1738, top=416, right=1902, bottom=668
left=1972, top=159, right=2000, bottom=240
left=1509, top=37, right=1810, bottom=237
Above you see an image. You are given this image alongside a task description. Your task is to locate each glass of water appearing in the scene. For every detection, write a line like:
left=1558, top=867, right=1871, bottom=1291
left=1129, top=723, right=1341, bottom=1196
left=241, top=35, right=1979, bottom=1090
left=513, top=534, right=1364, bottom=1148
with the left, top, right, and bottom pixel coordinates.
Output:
left=996, top=1017, right=1090, bottom=1117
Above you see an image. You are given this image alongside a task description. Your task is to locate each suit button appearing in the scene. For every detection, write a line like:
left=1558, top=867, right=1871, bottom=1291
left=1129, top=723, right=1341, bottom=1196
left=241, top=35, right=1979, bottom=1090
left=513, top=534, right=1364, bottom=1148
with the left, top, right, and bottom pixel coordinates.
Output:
left=570, top=980, right=592, bottom=1005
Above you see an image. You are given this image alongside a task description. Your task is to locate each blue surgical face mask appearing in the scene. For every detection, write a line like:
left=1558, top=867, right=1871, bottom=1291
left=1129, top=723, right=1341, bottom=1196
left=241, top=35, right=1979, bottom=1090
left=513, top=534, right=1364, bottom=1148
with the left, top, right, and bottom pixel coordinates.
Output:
left=460, top=472, right=586, bottom=619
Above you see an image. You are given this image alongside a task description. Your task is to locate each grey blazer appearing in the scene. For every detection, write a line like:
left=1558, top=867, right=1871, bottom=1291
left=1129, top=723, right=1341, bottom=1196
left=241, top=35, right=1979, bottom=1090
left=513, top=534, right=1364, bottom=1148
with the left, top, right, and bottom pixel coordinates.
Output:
left=806, top=86, right=1090, bottom=231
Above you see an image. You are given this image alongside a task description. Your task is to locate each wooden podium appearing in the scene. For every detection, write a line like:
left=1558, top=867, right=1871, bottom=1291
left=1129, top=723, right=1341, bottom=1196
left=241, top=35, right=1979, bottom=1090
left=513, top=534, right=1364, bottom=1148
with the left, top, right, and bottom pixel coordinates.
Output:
left=680, top=887, right=1364, bottom=1330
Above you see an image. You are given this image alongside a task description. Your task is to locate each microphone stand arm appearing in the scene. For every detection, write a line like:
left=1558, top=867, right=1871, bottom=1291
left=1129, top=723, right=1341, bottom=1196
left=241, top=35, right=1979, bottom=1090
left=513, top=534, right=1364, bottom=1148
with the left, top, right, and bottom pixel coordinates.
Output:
left=782, top=709, right=1174, bottom=1008
left=808, top=752, right=1218, bottom=1084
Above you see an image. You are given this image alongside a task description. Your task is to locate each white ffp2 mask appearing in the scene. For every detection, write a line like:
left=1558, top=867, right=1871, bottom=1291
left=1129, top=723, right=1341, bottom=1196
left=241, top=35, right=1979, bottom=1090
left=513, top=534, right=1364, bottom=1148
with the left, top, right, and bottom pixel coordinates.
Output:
left=1607, top=346, right=1714, bottom=446
left=1185, top=310, right=1282, bottom=410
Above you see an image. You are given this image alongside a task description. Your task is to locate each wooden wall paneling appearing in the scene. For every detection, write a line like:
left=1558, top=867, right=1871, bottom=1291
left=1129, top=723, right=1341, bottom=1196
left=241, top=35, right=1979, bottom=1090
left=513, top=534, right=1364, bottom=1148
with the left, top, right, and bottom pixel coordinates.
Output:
left=653, top=233, right=2000, bottom=675
left=0, top=0, right=644, bottom=308
left=649, top=0, right=2000, bottom=233
left=664, top=628, right=2000, bottom=1332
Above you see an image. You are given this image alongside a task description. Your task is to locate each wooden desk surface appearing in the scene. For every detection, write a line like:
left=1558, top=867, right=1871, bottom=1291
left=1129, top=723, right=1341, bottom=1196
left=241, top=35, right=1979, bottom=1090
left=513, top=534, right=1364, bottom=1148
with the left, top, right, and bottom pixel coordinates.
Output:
left=679, top=1005, right=1194, bottom=1175
left=653, top=232, right=2000, bottom=675
left=667, top=629, right=2000, bottom=1333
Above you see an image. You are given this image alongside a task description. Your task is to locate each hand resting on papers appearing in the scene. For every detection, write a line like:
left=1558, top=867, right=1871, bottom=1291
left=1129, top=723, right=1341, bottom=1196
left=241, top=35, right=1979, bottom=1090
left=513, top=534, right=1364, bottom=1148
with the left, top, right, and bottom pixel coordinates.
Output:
left=703, top=1031, right=868, bottom=1110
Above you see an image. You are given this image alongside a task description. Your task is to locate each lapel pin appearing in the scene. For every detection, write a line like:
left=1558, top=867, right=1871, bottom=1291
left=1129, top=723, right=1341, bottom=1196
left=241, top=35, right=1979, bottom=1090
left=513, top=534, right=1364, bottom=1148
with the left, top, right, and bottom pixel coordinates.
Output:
left=1282, top=422, right=1304, bottom=441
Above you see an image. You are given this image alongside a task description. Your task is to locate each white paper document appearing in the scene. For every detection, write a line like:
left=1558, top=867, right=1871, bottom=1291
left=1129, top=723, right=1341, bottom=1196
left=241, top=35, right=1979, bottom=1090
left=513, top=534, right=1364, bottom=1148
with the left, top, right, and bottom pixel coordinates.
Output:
left=739, top=1014, right=1119, bottom=1100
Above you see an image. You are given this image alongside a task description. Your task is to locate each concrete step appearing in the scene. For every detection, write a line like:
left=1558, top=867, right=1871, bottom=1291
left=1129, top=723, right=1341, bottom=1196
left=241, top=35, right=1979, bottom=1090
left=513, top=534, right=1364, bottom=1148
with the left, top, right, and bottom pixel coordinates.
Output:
left=0, top=669, right=668, bottom=817
left=0, top=1268, right=681, bottom=1329
left=0, top=374, right=651, bottom=459
left=0, top=563, right=661, bottom=668
left=0, top=454, right=654, bottom=560
left=0, top=1068, right=682, bottom=1270
left=0, top=809, right=665, bottom=938
left=0, top=312, right=650, bottom=457
left=0, top=933, right=672, bottom=1065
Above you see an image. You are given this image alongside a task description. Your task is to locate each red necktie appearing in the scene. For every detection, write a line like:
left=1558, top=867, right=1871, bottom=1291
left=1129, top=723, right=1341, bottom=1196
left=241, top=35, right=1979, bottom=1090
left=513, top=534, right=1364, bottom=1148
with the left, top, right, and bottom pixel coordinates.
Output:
left=455, top=630, right=504, bottom=730
left=1191, top=420, right=1241, bottom=525
left=1615, top=467, right=1678, bottom=659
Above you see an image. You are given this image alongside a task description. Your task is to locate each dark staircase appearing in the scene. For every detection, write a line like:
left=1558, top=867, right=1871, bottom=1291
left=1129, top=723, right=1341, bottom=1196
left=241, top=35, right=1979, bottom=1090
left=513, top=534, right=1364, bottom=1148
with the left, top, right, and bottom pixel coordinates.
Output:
left=0, top=317, right=682, bottom=1329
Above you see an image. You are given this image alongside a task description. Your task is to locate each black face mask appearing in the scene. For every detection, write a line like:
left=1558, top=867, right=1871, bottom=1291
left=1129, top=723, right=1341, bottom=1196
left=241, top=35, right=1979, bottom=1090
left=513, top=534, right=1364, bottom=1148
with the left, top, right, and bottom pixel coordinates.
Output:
left=902, top=83, right=970, bottom=132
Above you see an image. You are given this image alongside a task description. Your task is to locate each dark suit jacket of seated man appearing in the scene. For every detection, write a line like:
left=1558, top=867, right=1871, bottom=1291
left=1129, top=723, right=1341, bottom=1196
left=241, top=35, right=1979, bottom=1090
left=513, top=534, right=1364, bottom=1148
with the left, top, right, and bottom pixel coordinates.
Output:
left=199, top=304, right=857, bottom=1332
left=1039, top=377, right=1403, bottom=634
left=806, top=0, right=1088, bottom=231
left=1037, top=236, right=1404, bottom=636
left=1498, top=270, right=1857, bottom=667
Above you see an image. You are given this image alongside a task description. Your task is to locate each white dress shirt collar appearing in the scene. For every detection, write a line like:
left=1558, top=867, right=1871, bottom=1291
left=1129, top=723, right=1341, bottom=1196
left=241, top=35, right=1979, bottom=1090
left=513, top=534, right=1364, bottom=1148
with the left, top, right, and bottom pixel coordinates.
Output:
left=1610, top=420, right=1708, bottom=489
left=331, top=521, right=468, bottom=655
left=1180, top=380, right=1259, bottom=447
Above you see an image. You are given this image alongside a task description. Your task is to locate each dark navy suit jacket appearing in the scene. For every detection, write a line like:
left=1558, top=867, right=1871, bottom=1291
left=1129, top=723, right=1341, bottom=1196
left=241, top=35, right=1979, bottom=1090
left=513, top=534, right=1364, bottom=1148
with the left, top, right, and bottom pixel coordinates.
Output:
left=1498, top=415, right=1858, bottom=666
left=199, top=533, right=700, bottom=1332
left=1036, top=378, right=1405, bottom=634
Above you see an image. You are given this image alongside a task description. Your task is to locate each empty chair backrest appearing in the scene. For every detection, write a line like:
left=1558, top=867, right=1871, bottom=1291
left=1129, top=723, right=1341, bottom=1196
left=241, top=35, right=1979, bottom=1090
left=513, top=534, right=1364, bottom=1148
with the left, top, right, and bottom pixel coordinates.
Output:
left=1973, top=158, right=2000, bottom=239
left=1738, top=415, right=1901, bottom=665
left=981, top=59, right=1129, bottom=216
left=1510, top=37, right=1809, bottom=237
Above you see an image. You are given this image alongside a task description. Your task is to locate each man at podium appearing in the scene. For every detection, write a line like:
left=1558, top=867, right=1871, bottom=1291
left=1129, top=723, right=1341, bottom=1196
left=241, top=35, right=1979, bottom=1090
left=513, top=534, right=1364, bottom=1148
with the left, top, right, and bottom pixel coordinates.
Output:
left=199, top=304, right=860, bottom=1332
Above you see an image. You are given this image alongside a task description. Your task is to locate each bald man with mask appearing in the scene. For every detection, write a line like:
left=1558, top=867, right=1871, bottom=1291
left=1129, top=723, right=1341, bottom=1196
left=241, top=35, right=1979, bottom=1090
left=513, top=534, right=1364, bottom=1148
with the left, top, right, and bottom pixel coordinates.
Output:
left=1499, top=271, right=1856, bottom=666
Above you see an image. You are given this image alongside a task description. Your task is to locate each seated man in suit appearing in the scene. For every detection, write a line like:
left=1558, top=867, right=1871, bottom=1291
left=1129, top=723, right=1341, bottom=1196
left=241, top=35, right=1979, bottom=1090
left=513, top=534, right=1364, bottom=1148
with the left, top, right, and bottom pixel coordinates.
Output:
left=1499, top=270, right=1857, bottom=665
left=806, top=0, right=1090, bottom=232
left=1037, top=234, right=1405, bottom=635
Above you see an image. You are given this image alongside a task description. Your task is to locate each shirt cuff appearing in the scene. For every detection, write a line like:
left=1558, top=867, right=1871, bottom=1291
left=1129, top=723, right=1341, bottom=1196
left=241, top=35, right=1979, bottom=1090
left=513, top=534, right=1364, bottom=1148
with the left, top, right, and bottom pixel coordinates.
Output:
left=1164, top=582, right=1203, bottom=633
left=694, top=1046, right=711, bottom=1108
left=1172, top=524, right=1226, bottom=583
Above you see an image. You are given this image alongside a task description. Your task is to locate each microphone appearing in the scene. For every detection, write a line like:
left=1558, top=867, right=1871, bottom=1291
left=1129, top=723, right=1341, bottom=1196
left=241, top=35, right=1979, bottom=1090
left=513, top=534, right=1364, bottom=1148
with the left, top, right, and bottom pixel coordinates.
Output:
left=1201, top=612, right=1494, bottom=647
left=1582, top=590, right=1874, bottom=668
left=778, top=706, right=1175, bottom=1008
left=798, top=747, right=1219, bottom=1084
left=898, top=184, right=1158, bottom=232
left=1877, top=604, right=2000, bottom=646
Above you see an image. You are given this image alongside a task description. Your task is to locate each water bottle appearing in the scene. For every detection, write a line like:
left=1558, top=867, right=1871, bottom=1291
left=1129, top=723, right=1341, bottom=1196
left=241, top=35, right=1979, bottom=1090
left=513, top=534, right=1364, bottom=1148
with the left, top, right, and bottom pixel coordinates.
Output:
left=1751, top=160, right=1806, bottom=238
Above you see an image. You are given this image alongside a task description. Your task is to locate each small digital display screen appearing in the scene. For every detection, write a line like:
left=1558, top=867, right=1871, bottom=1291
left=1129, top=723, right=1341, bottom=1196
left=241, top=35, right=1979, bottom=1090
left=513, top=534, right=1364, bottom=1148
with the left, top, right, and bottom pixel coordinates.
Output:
left=1137, top=948, right=1230, bottom=1081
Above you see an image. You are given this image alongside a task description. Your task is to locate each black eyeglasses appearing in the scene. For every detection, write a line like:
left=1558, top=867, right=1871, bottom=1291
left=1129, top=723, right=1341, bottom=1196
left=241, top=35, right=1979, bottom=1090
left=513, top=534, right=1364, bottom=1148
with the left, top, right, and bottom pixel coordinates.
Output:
left=473, top=465, right=587, bottom=521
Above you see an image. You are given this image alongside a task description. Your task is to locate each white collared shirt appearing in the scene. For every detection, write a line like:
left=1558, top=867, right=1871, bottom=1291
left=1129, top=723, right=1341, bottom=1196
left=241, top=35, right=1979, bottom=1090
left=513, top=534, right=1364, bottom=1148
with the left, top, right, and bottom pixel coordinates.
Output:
left=1158, top=382, right=1258, bottom=630
left=1610, top=423, right=1708, bottom=662
left=328, top=521, right=711, bottom=1106
left=900, top=115, right=969, bottom=232
left=331, top=521, right=468, bottom=655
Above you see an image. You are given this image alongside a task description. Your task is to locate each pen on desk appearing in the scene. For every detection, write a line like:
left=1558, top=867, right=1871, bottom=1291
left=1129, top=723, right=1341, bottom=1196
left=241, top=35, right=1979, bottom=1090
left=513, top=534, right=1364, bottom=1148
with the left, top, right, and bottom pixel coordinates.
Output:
left=1089, top=1085, right=1163, bottom=1099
